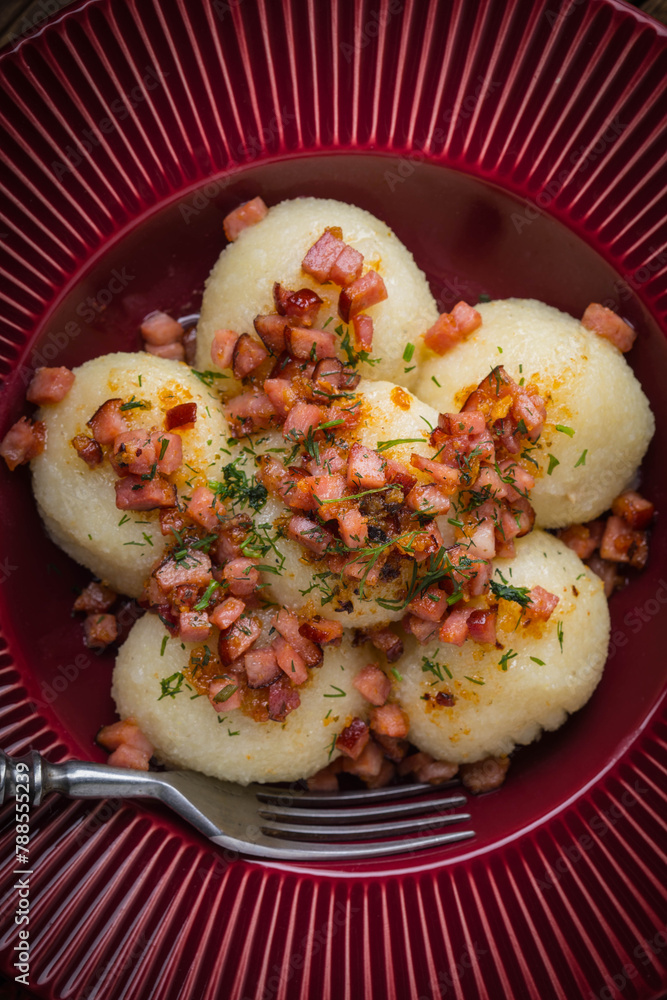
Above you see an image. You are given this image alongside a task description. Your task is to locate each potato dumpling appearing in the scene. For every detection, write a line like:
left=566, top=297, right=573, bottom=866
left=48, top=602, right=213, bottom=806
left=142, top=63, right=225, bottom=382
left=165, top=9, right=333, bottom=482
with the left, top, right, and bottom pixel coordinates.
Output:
left=31, top=352, right=230, bottom=598
left=227, top=380, right=442, bottom=628
left=394, top=530, right=610, bottom=763
left=112, top=612, right=369, bottom=785
left=415, top=298, right=654, bottom=528
left=195, top=197, right=438, bottom=388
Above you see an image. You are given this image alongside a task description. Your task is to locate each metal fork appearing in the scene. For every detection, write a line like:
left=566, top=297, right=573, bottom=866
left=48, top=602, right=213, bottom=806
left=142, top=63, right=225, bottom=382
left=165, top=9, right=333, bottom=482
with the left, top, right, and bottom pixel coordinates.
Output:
left=0, top=750, right=474, bottom=860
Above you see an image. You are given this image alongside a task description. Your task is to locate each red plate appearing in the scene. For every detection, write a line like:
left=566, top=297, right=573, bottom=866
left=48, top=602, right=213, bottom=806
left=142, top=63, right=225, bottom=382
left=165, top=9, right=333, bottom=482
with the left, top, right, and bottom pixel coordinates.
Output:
left=0, top=1, right=666, bottom=997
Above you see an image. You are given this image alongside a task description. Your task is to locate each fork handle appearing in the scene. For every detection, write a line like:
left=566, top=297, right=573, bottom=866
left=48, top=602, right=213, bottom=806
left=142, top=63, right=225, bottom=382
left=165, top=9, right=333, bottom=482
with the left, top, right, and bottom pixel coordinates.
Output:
left=0, top=749, right=164, bottom=808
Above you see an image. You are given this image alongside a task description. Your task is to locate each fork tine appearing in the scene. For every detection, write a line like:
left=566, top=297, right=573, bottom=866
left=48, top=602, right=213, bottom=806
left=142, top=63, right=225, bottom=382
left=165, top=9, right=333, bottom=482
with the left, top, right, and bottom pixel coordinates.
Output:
left=258, top=793, right=466, bottom=823
left=261, top=811, right=471, bottom=841
left=213, top=827, right=475, bottom=860
left=254, top=780, right=459, bottom=806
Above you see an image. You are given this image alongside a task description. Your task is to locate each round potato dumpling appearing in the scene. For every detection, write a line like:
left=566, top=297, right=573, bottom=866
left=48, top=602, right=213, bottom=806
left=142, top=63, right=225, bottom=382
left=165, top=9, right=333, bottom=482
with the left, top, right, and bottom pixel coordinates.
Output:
left=228, top=380, right=442, bottom=628
left=112, top=612, right=369, bottom=785
left=195, top=197, right=438, bottom=388
left=394, top=530, right=610, bottom=764
left=31, top=352, right=230, bottom=598
left=415, top=298, right=654, bottom=528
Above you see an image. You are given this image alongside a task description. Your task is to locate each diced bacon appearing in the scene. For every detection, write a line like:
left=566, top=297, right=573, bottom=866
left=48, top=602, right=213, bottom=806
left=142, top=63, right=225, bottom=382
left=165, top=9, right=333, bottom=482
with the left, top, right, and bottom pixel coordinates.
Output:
left=460, top=756, right=510, bottom=794
left=474, top=464, right=510, bottom=499
left=254, top=315, right=290, bottom=354
left=410, top=454, right=460, bottom=491
left=399, top=753, right=459, bottom=785
left=398, top=521, right=444, bottom=564
left=155, top=549, right=212, bottom=592
left=285, top=326, right=337, bottom=360
left=272, top=635, right=308, bottom=685
left=71, top=433, right=103, bottom=468
left=373, top=732, right=409, bottom=762
left=279, top=474, right=316, bottom=513
left=107, top=744, right=151, bottom=770
left=467, top=519, right=496, bottom=560
left=27, top=366, right=75, bottom=405
left=268, top=676, right=301, bottom=721
left=406, top=484, right=451, bottom=515
left=384, top=459, right=417, bottom=494
left=557, top=522, right=602, bottom=560
left=166, top=402, right=197, bottom=430
left=408, top=585, right=449, bottom=622
left=218, top=615, right=262, bottom=664
left=244, top=647, right=280, bottom=688
left=282, top=402, right=324, bottom=442
left=451, top=301, right=483, bottom=336
left=346, top=442, right=386, bottom=489
left=587, top=554, right=621, bottom=596
left=600, top=515, right=648, bottom=569
left=179, top=610, right=211, bottom=642
left=439, top=606, right=473, bottom=646
left=263, top=378, right=298, bottom=418
left=507, top=496, right=536, bottom=538
left=273, top=283, right=323, bottom=326
left=257, top=454, right=295, bottom=503
left=273, top=609, right=323, bottom=666
left=495, top=538, right=516, bottom=559
left=111, top=429, right=156, bottom=476
left=83, top=613, right=118, bottom=650
left=466, top=608, right=497, bottom=645
left=330, top=244, right=364, bottom=286
left=223, top=558, right=259, bottom=596
left=306, top=445, right=346, bottom=476
left=337, top=508, right=368, bottom=549
left=342, top=740, right=384, bottom=780
left=140, top=311, right=184, bottom=345
left=223, top=196, right=268, bottom=242
left=338, top=270, right=388, bottom=323
left=208, top=676, right=243, bottom=711
left=445, top=411, right=487, bottom=435
left=225, top=392, right=277, bottom=436
left=286, top=515, right=333, bottom=555
left=524, top=586, right=559, bottom=623
left=0, top=416, right=45, bottom=469
left=211, top=329, right=239, bottom=370
left=310, top=473, right=348, bottom=506
left=74, top=581, right=116, bottom=614
left=424, top=302, right=482, bottom=354
left=115, top=475, right=177, bottom=511
left=313, top=357, right=361, bottom=391
left=159, top=506, right=188, bottom=536
left=87, top=399, right=128, bottom=445
left=370, top=703, right=409, bottom=738
left=299, top=618, right=344, bottom=646
left=351, top=314, right=373, bottom=353
left=232, top=333, right=269, bottom=378
left=97, top=719, right=153, bottom=755
left=186, top=485, right=226, bottom=531
left=307, top=763, right=342, bottom=791
left=183, top=326, right=197, bottom=365
left=323, top=404, right=361, bottom=433
left=582, top=302, right=636, bottom=353
left=145, top=341, right=185, bottom=361
left=366, top=627, right=404, bottom=662
left=511, top=389, right=546, bottom=441
left=402, top=614, right=439, bottom=644
left=335, top=717, right=370, bottom=759
left=353, top=664, right=390, bottom=706
left=612, top=490, right=655, bottom=530
left=154, top=432, right=182, bottom=475
left=343, top=549, right=386, bottom=586
left=209, top=596, right=245, bottom=630
left=302, top=228, right=347, bottom=282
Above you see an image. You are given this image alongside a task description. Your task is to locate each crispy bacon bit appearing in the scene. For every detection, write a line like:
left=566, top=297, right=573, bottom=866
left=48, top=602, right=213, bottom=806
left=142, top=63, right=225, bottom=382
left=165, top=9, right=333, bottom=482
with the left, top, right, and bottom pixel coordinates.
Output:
left=159, top=507, right=188, bottom=536
left=254, top=314, right=290, bottom=354
left=351, top=314, right=373, bottom=352
left=232, top=333, right=269, bottom=378
left=353, top=664, right=390, bottom=706
left=439, top=606, right=473, bottom=646
left=283, top=401, right=325, bottom=442
left=179, top=610, right=211, bottom=642
left=365, top=627, right=404, bottom=663
left=337, top=508, right=368, bottom=549
left=285, top=326, right=337, bottom=360
left=466, top=608, right=497, bottom=645
left=460, top=756, right=510, bottom=794
left=209, top=676, right=243, bottom=711
left=370, top=704, right=409, bottom=738
left=155, top=550, right=212, bottom=592
left=114, top=475, right=177, bottom=511
left=523, top=586, right=559, bottom=623
left=586, top=554, right=621, bottom=597
left=71, top=433, right=103, bottom=468
left=342, top=740, right=384, bottom=781
left=600, top=515, right=648, bottom=569
left=307, top=762, right=342, bottom=791
left=211, top=329, right=239, bottom=370
left=582, top=302, right=636, bottom=353
left=218, top=615, right=262, bottom=665
left=287, top=514, right=334, bottom=555
left=166, top=402, right=197, bottom=430
left=298, top=617, right=344, bottom=646
left=329, top=244, right=364, bottom=286
left=406, top=484, right=451, bottom=515
left=384, top=459, right=417, bottom=494
left=272, top=635, right=308, bottom=685
left=74, top=581, right=117, bottom=614
left=373, top=733, right=409, bottom=762
left=97, top=719, right=153, bottom=755
left=86, top=399, right=127, bottom=446
left=223, top=196, right=268, bottom=242
left=268, top=676, right=301, bottom=721
left=185, top=485, right=226, bottom=531
left=399, top=752, right=459, bottom=784
left=257, top=454, right=295, bottom=504
left=244, top=647, right=280, bottom=688
left=302, top=228, right=347, bottom=283
left=445, top=411, right=486, bottom=435
left=140, top=311, right=184, bottom=345
left=410, top=454, right=460, bottom=491
left=107, top=744, right=151, bottom=770
left=263, top=378, right=298, bottom=418
left=346, top=442, right=386, bottom=489
left=338, top=270, right=388, bottom=323
left=83, top=613, right=118, bottom=650
left=611, top=490, right=654, bottom=530
left=209, top=596, right=246, bottom=630
left=225, top=392, right=277, bottom=436
left=223, top=558, right=259, bottom=597
left=274, top=284, right=323, bottom=326
left=145, top=342, right=185, bottom=361
left=402, top=614, right=439, bottom=644
left=408, top=585, right=449, bottom=622
left=423, top=302, right=481, bottom=354
left=112, top=428, right=182, bottom=477
left=273, top=609, right=323, bottom=666
left=556, top=521, right=603, bottom=560
left=27, top=366, right=75, bottom=405
left=0, top=416, right=46, bottom=469
left=335, top=717, right=370, bottom=759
